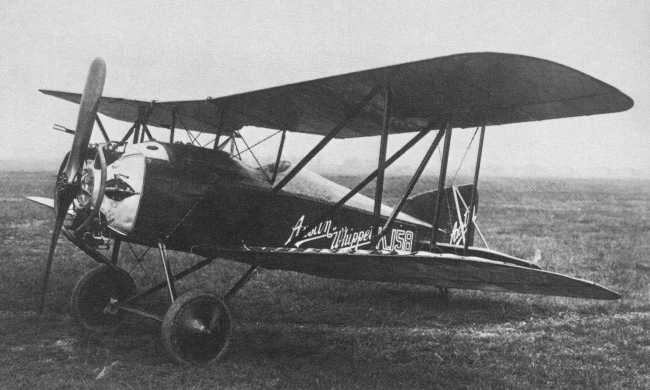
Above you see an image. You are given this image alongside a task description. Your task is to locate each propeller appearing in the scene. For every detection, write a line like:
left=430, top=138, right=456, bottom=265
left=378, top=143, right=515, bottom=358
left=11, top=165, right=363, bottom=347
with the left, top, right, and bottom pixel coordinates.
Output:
left=38, top=58, right=106, bottom=314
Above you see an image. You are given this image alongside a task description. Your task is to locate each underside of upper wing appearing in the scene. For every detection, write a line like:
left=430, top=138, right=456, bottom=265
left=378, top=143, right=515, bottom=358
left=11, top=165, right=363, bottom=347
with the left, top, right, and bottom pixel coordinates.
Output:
left=41, top=52, right=633, bottom=138
left=214, top=246, right=620, bottom=300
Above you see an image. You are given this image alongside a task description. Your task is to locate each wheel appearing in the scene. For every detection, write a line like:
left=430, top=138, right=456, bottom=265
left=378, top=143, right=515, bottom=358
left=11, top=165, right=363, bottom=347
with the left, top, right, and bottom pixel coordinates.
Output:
left=70, top=264, right=136, bottom=332
left=161, top=290, right=232, bottom=365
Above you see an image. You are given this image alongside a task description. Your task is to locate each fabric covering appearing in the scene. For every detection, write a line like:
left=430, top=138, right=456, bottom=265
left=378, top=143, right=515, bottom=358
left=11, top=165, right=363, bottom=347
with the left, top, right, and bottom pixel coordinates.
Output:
left=41, top=52, right=633, bottom=138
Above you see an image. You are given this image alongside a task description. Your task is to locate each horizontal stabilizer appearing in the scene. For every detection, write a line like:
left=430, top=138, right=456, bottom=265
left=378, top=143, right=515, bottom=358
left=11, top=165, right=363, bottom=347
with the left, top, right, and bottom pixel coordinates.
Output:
left=214, top=246, right=620, bottom=300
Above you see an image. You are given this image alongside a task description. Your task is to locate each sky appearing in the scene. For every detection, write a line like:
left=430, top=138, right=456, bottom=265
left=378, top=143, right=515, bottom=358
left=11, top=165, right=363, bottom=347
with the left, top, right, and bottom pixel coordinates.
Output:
left=1, top=0, right=648, bottom=178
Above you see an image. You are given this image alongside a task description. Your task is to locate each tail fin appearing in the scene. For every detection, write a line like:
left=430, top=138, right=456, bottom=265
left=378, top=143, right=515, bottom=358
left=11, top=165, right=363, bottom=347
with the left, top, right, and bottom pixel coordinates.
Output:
left=402, top=184, right=477, bottom=245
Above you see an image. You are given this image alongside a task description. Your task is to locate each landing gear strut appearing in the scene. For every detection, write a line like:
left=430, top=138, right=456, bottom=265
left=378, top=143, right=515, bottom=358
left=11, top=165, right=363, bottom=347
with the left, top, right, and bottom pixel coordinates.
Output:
left=69, top=238, right=257, bottom=364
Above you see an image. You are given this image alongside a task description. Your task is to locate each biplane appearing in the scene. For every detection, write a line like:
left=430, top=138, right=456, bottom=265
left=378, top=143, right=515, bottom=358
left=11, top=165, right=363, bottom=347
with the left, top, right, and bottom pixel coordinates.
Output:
left=28, top=52, right=633, bottom=364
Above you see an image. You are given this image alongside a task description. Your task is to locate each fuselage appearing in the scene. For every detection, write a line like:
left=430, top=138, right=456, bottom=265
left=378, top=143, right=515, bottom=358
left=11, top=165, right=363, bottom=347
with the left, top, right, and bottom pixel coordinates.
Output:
left=97, top=141, right=431, bottom=256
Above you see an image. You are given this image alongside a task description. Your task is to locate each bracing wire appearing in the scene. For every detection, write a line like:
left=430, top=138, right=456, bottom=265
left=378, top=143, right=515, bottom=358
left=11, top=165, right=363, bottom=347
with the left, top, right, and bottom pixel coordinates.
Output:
left=237, top=131, right=272, bottom=182
left=176, top=116, right=201, bottom=146
left=200, top=136, right=216, bottom=148
left=233, top=130, right=282, bottom=158
left=450, top=127, right=479, bottom=184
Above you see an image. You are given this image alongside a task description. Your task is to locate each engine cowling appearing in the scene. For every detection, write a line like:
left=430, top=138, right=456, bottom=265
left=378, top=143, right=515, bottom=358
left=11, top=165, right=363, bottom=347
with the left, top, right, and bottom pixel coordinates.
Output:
left=96, top=141, right=262, bottom=250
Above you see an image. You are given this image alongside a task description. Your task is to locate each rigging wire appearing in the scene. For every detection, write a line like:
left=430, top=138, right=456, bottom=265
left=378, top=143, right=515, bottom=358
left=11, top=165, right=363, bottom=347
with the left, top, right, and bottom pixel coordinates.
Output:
left=187, top=131, right=201, bottom=145
left=237, top=131, right=272, bottom=182
left=233, top=130, right=282, bottom=158
left=450, top=127, right=479, bottom=185
left=200, top=136, right=217, bottom=149
left=176, top=116, right=201, bottom=146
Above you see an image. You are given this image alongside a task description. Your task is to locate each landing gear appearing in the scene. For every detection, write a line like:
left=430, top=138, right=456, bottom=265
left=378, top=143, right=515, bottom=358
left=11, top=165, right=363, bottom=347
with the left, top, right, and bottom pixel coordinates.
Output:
left=161, top=290, right=232, bottom=365
left=68, top=240, right=256, bottom=364
left=70, top=264, right=136, bottom=332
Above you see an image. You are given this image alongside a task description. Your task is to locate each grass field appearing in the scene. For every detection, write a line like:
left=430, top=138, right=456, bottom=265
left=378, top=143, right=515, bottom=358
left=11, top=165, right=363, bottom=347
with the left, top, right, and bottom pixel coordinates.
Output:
left=0, top=171, right=648, bottom=389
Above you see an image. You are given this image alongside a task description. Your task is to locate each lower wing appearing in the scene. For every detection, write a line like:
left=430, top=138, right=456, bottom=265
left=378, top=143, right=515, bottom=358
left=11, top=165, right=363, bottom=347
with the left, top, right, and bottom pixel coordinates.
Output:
left=26, top=196, right=76, bottom=215
left=26, top=196, right=55, bottom=209
left=214, top=246, right=620, bottom=300
left=27, top=197, right=618, bottom=300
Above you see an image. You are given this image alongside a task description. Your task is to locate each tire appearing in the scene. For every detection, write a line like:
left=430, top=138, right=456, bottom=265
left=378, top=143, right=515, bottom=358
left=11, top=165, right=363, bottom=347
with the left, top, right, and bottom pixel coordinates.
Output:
left=70, top=264, right=136, bottom=332
left=161, top=290, right=232, bottom=365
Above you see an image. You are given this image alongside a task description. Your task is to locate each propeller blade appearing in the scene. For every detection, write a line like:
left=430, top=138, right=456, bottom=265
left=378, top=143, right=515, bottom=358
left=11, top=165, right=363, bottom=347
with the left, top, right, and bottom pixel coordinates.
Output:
left=39, top=58, right=106, bottom=314
left=64, top=58, right=106, bottom=183
left=37, top=189, right=75, bottom=314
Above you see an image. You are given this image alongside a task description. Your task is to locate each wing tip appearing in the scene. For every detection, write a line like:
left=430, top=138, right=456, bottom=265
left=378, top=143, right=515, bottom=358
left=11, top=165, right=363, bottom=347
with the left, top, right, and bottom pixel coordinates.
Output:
left=577, top=280, right=622, bottom=300
left=25, top=196, right=55, bottom=209
left=604, top=87, right=634, bottom=115
left=599, top=286, right=622, bottom=300
left=39, top=89, right=65, bottom=97
left=620, top=93, right=635, bottom=112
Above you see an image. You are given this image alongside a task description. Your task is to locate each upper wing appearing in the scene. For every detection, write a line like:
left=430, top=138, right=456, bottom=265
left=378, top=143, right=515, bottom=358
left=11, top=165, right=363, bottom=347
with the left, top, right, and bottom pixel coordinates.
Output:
left=215, top=246, right=620, bottom=300
left=41, top=52, right=633, bottom=138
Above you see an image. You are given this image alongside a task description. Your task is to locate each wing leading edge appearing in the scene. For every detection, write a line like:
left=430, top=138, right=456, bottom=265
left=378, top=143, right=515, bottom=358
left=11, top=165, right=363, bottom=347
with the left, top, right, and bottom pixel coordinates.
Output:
left=41, top=52, right=633, bottom=138
left=214, top=246, right=620, bottom=300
